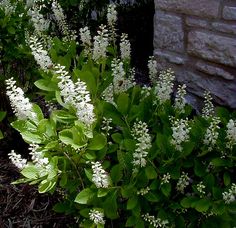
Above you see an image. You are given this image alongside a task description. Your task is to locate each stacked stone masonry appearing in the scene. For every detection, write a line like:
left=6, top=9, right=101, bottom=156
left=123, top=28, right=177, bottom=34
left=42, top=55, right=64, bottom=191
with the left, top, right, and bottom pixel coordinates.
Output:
left=154, top=0, right=236, bottom=108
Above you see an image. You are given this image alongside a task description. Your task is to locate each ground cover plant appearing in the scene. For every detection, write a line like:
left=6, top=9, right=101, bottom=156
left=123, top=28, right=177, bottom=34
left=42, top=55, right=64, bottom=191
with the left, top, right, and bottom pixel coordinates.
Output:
left=1, top=1, right=236, bottom=227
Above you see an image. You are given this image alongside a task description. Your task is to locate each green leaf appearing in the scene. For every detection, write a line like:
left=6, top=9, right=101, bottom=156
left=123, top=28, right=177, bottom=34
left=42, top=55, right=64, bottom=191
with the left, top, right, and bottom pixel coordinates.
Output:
left=53, top=110, right=77, bottom=123
left=103, top=191, right=118, bottom=219
left=38, top=178, right=57, bottom=193
left=97, top=188, right=109, bottom=198
left=87, top=133, right=107, bottom=150
left=194, top=160, right=205, bottom=177
left=127, top=196, right=138, bottom=210
left=117, top=93, right=129, bottom=114
left=182, top=141, right=195, bottom=157
left=0, top=111, right=6, bottom=121
left=111, top=164, right=123, bottom=184
left=180, top=196, right=198, bottom=208
left=21, top=131, right=42, bottom=144
left=125, top=216, right=137, bottom=227
left=0, top=130, right=4, bottom=140
left=195, top=199, right=211, bottom=212
left=21, top=165, right=38, bottom=179
left=223, top=172, right=231, bottom=186
left=211, top=158, right=232, bottom=167
left=145, top=166, right=157, bottom=179
left=161, top=183, right=171, bottom=197
left=34, top=79, right=58, bottom=91
left=11, top=120, right=27, bottom=132
left=111, top=133, right=123, bottom=144
left=74, top=188, right=94, bottom=204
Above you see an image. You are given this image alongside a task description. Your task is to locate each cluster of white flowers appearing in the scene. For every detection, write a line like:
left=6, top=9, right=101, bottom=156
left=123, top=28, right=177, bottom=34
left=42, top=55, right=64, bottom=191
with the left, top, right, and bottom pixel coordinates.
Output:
left=174, top=84, right=187, bottom=112
left=79, top=26, right=92, bottom=55
left=120, top=33, right=131, bottom=61
left=54, top=64, right=95, bottom=126
left=154, top=69, right=175, bottom=104
left=196, top=181, right=206, bottom=196
left=5, top=77, right=34, bottom=120
left=176, top=172, right=190, bottom=193
left=28, top=6, right=50, bottom=35
left=51, top=0, right=76, bottom=41
left=222, top=184, right=236, bottom=204
left=161, top=173, right=171, bottom=185
left=28, top=143, right=53, bottom=177
left=0, top=0, right=16, bottom=16
left=102, top=84, right=115, bottom=106
left=107, top=3, right=117, bottom=28
left=148, top=56, right=157, bottom=84
left=101, top=117, right=113, bottom=135
left=226, top=119, right=236, bottom=149
left=92, top=25, right=109, bottom=63
left=141, top=86, right=152, bottom=100
left=29, top=36, right=53, bottom=71
left=202, top=91, right=214, bottom=118
left=142, top=213, right=169, bottom=228
left=91, top=161, right=109, bottom=188
left=112, top=58, right=134, bottom=94
left=8, top=150, right=27, bottom=170
left=131, top=121, right=152, bottom=170
left=89, top=209, right=105, bottom=225
left=137, top=187, right=150, bottom=196
left=170, top=118, right=191, bottom=151
left=203, top=117, right=220, bottom=151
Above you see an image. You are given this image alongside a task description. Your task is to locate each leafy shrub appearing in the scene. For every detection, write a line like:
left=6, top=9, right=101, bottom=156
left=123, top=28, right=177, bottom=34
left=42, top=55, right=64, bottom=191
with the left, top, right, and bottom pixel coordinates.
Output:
left=4, top=1, right=236, bottom=227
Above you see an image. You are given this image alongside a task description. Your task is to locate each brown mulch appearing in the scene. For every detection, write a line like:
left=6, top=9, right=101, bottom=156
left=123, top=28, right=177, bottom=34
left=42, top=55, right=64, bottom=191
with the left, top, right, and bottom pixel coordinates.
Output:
left=0, top=158, right=76, bottom=228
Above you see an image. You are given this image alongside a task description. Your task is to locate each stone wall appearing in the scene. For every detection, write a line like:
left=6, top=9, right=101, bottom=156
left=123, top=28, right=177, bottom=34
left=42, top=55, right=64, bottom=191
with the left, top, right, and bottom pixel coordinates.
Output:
left=154, top=0, right=236, bottom=108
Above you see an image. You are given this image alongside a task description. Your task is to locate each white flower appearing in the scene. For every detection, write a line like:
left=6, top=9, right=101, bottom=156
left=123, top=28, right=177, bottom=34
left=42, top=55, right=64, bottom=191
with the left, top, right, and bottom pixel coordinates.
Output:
left=120, top=33, right=131, bottom=61
left=203, top=117, right=220, bottom=151
left=89, top=209, right=105, bottom=225
left=8, top=150, right=27, bottom=170
left=154, top=69, right=175, bottom=104
left=148, top=56, right=157, bottom=84
left=202, top=91, right=214, bottom=118
left=196, top=181, right=206, bottom=195
left=102, top=84, right=115, bottom=106
left=174, top=84, right=187, bottom=112
left=5, top=78, right=34, bottom=120
left=101, top=117, right=113, bottom=135
left=170, top=118, right=191, bottom=151
left=92, top=25, right=109, bottom=63
left=29, top=36, right=53, bottom=71
left=91, top=161, right=109, bottom=188
left=112, top=58, right=134, bottom=94
left=131, top=121, right=152, bottom=169
left=141, top=86, right=152, bottom=100
left=79, top=26, right=92, bottom=54
left=226, top=119, right=236, bottom=149
left=176, top=172, right=190, bottom=193
left=107, top=3, right=117, bottom=28
left=51, top=0, right=77, bottom=41
left=0, top=0, right=16, bottom=16
left=223, top=184, right=236, bottom=204
left=137, top=187, right=150, bottom=196
left=161, top=173, right=171, bottom=185
left=54, top=64, right=95, bottom=126
left=142, top=213, right=169, bottom=228
left=28, top=6, right=50, bottom=34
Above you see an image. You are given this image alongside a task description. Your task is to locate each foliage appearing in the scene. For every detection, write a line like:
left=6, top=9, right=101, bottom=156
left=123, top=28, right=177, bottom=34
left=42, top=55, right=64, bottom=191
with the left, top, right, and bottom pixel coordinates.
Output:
left=2, top=1, right=236, bottom=227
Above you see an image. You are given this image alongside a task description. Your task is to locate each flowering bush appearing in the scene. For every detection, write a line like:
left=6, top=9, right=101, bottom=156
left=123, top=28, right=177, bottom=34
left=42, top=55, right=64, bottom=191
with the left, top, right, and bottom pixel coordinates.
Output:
left=4, top=1, right=236, bottom=227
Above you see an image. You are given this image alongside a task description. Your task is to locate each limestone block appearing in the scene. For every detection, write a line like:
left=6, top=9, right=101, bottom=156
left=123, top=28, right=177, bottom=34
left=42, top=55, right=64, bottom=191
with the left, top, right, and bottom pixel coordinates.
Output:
left=196, top=61, right=235, bottom=80
left=186, top=17, right=208, bottom=28
left=154, top=11, right=184, bottom=53
left=188, top=31, right=236, bottom=67
left=155, top=0, right=220, bottom=18
left=177, top=71, right=236, bottom=108
left=223, top=6, right=236, bottom=20
left=154, top=50, right=185, bottom=65
left=211, top=22, right=236, bottom=35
